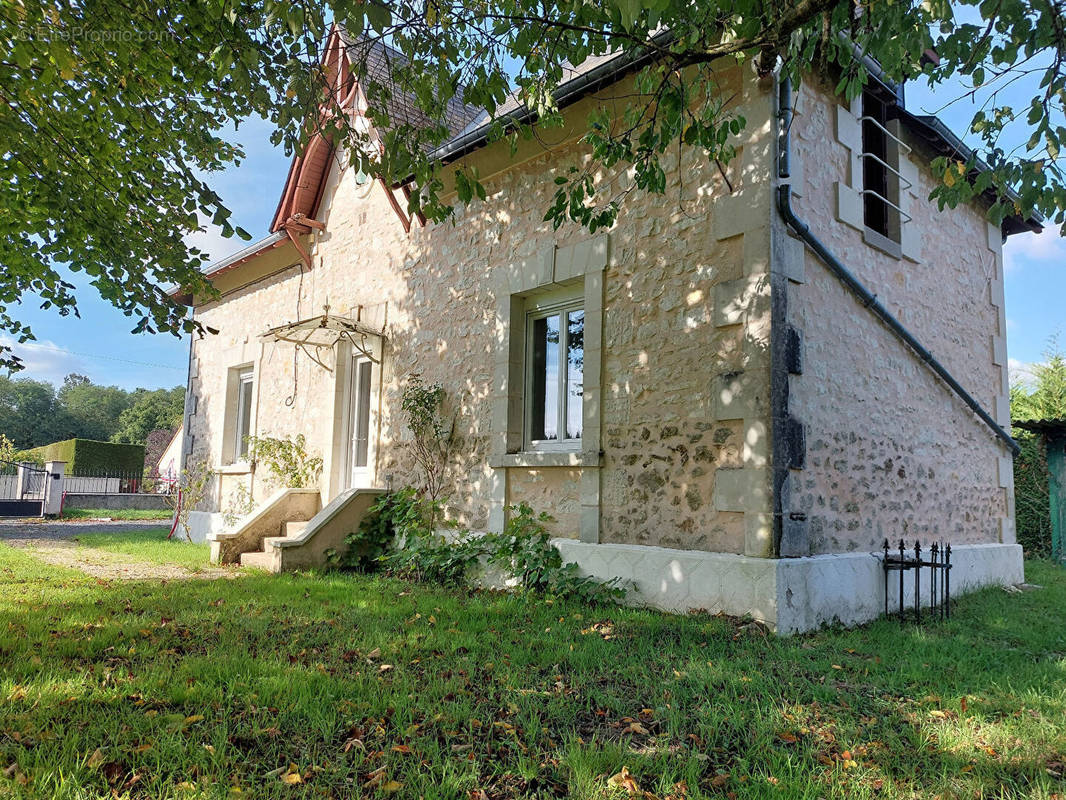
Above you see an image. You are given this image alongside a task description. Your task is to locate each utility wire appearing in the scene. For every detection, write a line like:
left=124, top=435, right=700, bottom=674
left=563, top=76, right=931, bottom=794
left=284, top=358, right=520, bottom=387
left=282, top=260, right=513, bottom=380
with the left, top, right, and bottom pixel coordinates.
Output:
left=2, top=340, right=185, bottom=371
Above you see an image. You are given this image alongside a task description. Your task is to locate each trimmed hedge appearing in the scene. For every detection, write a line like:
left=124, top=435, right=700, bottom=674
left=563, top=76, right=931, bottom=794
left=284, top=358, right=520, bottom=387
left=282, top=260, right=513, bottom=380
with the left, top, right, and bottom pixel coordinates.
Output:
left=23, top=439, right=145, bottom=475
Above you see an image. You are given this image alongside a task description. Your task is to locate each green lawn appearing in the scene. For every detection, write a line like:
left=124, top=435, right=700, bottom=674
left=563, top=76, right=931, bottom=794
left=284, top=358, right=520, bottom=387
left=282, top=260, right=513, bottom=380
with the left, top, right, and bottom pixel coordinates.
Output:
left=0, top=543, right=1062, bottom=800
left=71, top=528, right=212, bottom=571
left=61, top=507, right=174, bottom=521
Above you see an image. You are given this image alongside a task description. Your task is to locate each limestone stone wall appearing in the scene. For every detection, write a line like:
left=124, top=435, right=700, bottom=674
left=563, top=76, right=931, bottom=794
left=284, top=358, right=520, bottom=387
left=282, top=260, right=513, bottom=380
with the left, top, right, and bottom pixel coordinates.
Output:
left=186, top=65, right=779, bottom=554
left=783, top=79, right=1014, bottom=554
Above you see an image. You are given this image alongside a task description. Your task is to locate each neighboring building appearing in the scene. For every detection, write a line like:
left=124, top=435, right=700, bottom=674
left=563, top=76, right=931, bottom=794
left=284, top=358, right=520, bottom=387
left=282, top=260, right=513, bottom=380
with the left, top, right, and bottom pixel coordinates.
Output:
left=151, top=425, right=183, bottom=483
left=174, top=28, right=1038, bottom=631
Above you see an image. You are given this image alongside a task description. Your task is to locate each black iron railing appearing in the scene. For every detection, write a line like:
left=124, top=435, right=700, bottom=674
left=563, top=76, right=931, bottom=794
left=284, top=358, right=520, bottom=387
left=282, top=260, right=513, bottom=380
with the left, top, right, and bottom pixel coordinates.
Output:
left=883, top=539, right=951, bottom=622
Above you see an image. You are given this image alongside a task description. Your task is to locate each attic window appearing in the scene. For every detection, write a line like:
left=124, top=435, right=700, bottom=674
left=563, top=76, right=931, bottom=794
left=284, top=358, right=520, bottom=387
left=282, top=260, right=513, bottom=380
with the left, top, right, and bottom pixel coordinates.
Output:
left=860, top=90, right=911, bottom=244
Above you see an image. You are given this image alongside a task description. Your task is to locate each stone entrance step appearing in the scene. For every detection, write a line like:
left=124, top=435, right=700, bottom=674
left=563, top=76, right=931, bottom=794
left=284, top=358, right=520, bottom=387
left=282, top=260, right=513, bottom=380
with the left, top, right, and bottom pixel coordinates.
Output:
left=239, top=550, right=275, bottom=570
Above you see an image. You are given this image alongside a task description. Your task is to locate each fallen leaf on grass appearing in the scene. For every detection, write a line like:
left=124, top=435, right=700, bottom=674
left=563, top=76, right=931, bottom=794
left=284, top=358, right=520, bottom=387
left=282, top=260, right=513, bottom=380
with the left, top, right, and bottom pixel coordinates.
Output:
left=86, top=748, right=106, bottom=768
left=363, top=766, right=387, bottom=788
left=608, top=766, right=641, bottom=795
left=383, top=780, right=404, bottom=793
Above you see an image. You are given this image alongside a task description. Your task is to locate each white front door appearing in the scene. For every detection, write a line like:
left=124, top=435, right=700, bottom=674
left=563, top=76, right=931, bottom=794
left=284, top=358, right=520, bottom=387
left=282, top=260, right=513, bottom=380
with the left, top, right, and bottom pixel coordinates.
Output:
left=346, top=353, right=378, bottom=489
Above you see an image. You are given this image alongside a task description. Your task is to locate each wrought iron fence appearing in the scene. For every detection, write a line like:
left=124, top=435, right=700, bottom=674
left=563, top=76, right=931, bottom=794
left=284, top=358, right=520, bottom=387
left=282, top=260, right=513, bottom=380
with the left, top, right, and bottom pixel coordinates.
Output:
left=882, top=539, right=952, bottom=622
left=66, top=470, right=177, bottom=495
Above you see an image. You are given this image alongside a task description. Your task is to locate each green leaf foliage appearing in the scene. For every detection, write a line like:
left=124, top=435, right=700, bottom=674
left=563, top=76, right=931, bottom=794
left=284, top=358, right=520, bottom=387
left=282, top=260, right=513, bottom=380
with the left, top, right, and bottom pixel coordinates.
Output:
left=245, top=433, right=323, bottom=489
left=0, top=372, right=183, bottom=448
left=342, top=489, right=625, bottom=603
left=1010, top=337, right=1066, bottom=556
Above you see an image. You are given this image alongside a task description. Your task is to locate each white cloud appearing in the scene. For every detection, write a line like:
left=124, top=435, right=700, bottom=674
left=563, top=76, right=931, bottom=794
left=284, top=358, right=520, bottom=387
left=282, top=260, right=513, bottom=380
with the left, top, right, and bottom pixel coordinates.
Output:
left=183, top=217, right=252, bottom=266
left=1009, top=357, right=1052, bottom=389
left=1003, top=225, right=1066, bottom=274
left=0, top=336, right=87, bottom=385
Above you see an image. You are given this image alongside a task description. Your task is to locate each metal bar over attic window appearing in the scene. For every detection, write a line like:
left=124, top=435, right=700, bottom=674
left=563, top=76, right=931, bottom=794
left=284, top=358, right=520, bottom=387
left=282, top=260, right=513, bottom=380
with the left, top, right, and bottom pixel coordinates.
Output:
left=858, top=152, right=913, bottom=191
left=859, top=115, right=912, bottom=154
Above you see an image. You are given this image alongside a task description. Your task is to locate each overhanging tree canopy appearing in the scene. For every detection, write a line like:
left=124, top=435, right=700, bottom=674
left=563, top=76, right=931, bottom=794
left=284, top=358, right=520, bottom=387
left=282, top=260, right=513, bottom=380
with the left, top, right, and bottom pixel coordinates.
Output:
left=1, top=0, right=1063, bottom=370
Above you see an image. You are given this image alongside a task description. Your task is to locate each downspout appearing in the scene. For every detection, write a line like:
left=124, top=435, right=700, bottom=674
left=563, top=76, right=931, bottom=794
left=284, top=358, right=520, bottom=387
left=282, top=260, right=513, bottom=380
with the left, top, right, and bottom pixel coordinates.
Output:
left=774, top=78, right=1019, bottom=455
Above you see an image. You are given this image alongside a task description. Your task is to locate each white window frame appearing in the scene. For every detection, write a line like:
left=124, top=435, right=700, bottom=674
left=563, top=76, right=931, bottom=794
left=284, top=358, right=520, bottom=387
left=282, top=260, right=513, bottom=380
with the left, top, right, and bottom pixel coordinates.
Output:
left=524, top=289, right=584, bottom=452
left=344, top=348, right=380, bottom=489
left=233, top=367, right=254, bottom=462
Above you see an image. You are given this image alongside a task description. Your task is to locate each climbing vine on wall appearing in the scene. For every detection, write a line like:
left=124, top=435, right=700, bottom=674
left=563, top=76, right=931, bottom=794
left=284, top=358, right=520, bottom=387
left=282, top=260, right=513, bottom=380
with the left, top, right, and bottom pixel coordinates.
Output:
left=246, top=434, right=323, bottom=489
left=400, top=377, right=456, bottom=505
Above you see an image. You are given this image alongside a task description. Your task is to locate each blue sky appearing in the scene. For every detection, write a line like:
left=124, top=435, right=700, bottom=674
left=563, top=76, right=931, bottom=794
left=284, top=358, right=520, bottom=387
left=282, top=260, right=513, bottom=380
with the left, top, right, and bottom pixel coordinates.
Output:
left=4, top=68, right=1063, bottom=391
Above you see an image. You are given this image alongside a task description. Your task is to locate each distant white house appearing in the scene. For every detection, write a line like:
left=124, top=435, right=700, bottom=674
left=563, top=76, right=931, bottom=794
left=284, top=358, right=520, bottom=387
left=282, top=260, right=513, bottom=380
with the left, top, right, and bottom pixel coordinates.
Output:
left=153, top=424, right=182, bottom=485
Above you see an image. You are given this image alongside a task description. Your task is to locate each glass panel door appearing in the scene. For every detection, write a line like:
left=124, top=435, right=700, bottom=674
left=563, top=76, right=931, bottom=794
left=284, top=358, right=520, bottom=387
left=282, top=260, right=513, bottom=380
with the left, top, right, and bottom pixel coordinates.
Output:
left=347, top=356, right=376, bottom=488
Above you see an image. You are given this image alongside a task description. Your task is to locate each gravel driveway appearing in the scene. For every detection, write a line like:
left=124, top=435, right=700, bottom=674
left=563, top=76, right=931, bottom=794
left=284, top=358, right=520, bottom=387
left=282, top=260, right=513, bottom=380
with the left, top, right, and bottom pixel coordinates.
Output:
left=0, top=520, right=238, bottom=580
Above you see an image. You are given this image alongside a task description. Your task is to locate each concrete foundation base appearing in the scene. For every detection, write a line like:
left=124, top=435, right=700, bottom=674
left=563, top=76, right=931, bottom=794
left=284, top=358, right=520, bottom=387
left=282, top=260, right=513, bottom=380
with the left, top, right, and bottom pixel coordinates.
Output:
left=552, top=539, right=1025, bottom=634
left=183, top=511, right=225, bottom=543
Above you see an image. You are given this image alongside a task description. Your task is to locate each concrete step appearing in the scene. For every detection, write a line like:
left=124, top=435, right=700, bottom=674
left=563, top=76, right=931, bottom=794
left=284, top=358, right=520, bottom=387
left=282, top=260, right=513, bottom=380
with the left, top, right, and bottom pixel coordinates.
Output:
left=283, top=521, right=308, bottom=538
left=239, top=550, right=275, bottom=570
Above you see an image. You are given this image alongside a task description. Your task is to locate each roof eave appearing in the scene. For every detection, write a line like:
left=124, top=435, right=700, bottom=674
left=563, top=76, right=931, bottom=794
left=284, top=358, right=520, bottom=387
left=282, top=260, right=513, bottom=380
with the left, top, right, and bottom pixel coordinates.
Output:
left=167, top=230, right=291, bottom=306
left=899, top=112, right=1043, bottom=236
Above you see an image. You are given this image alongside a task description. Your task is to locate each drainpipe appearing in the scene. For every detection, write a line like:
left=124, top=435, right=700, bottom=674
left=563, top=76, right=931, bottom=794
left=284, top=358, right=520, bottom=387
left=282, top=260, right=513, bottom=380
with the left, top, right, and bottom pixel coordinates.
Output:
left=774, top=78, right=1019, bottom=456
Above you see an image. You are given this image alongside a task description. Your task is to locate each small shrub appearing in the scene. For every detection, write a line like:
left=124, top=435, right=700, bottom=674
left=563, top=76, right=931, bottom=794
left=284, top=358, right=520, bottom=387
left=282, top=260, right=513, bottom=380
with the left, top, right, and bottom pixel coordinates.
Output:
left=167, top=459, right=212, bottom=542
left=0, top=435, right=18, bottom=464
left=372, top=490, right=481, bottom=585
left=221, top=483, right=255, bottom=527
left=344, top=488, right=624, bottom=603
left=483, top=503, right=625, bottom=603
left=342, top=488, right=425, bottom=572
left=400, top=376, right=456, bottom=506
left=246, top=434, right=322, bottom=489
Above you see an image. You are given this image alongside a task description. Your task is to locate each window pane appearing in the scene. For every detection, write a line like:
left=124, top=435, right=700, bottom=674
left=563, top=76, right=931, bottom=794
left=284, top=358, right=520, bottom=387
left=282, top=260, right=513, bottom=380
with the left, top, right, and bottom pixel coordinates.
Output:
left=353, top=360, right=373, bottom=467
left=565, top=309, right=584, bottom=439
left=530, top=314, right=560, bottom=441
left=236, top=375, right=253, bottom=459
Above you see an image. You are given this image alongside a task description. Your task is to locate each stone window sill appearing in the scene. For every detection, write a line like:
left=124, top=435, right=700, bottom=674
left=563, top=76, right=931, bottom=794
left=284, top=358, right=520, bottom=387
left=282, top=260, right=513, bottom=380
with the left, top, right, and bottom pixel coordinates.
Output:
left=863, top=227, right=903, bottom=260
left=490, top=451, right=602, bottom=469
left=216, top=463, right=252, bottom=475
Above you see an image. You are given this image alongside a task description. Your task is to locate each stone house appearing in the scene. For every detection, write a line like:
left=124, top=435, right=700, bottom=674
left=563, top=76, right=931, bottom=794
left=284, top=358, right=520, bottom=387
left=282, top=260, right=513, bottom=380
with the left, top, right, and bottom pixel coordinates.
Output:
left=174, top=28, right=1038, bottom=631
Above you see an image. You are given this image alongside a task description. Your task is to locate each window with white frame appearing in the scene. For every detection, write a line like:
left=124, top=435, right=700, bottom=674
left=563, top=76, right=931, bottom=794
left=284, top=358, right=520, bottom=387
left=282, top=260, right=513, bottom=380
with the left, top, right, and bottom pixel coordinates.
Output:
left=232, top=366, right=254, bottom=462
left=525, top=290, right=584, bottom=450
